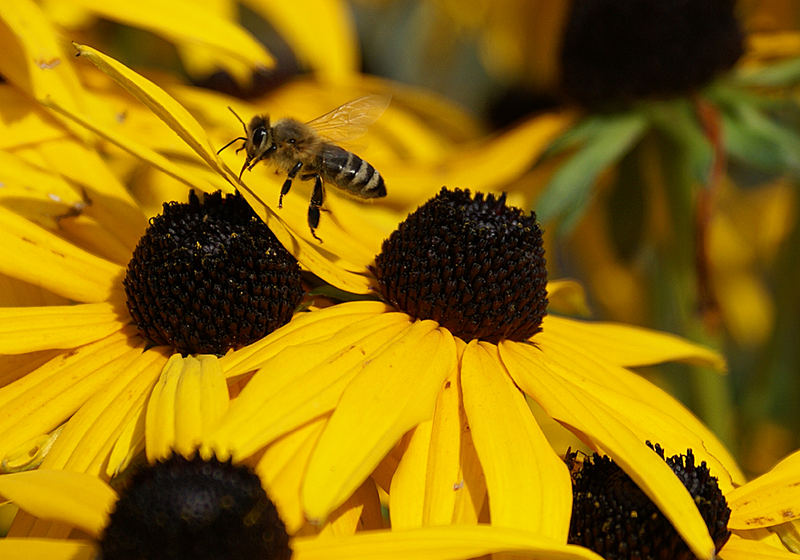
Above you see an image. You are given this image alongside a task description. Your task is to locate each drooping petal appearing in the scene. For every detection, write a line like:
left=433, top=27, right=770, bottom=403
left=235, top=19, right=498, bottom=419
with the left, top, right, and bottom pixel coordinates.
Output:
left=461, top=341, right=571, bottom=540
left=0, top=470, right=115, bottom=537
left=209, top=310, right=411, bottom=459
left=145, top=354, right=229, bottom=462
left=0, top=206, right=123, bottom=303
left=501, top=341, right=717, bottom=560
left=316, top=478, right=385, bottom=536
left=0, top=303, right=123, bottom=354
left=0, top=538, right=95, bottom=560
left=291, top=524, right=605, bottom=560
left=541, top=315, right=726, bottom=370
left=0, top=330, right=144, bottom=462
left=534, top=331, right=744, bottom=489
left=728, top=449, right=800, bottom=530
left=40, top=344, right=167, bottom=475
left=302, top=322, right=457, bottom=523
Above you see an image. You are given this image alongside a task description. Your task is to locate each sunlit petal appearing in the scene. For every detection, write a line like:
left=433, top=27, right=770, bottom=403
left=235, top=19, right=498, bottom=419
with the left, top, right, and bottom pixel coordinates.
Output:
left=0, top=538, right=95, bottom=560
left=720, top=534, right=800, bottom=559
left=461, top=341, right=571, bottom=539
left=728, top=450, right=800, bottom=530
left=302, top=322, right=456, bottom=522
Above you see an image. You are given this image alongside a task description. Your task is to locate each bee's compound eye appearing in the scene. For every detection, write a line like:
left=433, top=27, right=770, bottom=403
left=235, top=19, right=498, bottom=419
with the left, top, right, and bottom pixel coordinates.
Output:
left=252, top=128, right=268, bottom=148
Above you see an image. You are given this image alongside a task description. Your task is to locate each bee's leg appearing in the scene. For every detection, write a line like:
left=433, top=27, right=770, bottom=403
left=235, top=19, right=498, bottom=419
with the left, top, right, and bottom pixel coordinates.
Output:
left=280, top=162, right=304, bottom=208
left=308, top=175, right=324, bottom=242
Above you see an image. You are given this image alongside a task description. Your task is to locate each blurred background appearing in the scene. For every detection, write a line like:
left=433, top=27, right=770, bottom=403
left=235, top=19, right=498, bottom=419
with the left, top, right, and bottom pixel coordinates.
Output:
left=3, top=0, right=800, bottom=477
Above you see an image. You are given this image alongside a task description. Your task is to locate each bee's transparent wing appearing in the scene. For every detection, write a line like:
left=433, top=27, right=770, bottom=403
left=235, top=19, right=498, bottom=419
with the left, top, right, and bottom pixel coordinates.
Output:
left=306, top=95, right=390, bottom=143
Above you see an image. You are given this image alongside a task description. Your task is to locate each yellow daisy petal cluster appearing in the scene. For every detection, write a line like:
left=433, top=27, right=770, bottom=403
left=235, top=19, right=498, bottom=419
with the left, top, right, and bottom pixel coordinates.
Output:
left=1, top=2, right=799, bottom=560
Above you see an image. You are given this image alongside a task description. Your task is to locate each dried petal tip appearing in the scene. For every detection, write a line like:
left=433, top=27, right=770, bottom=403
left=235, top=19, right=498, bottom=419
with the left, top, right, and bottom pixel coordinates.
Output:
left=566, top=443, right=731, bottom=560
left=100, top=453, right=291, bottom=560
left=373, top=187, right=548, bottom=343
left=124, top=190, right=303, bottom=355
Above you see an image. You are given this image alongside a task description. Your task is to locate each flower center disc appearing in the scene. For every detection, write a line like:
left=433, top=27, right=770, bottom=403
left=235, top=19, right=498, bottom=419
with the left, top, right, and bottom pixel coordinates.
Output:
left=124, top=191, right=303, bottom=355
left=373, top=187, right=548, bottom=343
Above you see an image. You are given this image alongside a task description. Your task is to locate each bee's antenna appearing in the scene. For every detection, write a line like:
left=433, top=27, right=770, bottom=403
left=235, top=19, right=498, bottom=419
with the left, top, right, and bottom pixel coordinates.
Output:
left=227, top=106, right=248, bottom=135
left=216, top=136, right=247, bottom=155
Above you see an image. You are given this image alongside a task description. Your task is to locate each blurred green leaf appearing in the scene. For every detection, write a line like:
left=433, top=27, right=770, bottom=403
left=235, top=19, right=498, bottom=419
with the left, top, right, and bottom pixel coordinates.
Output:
left=537, top=111, right=647, bottom=232
left=731, top=56, right=800, bottom=88
left=721, top=102, right=800, bottom=175
left=644, top=99, right=713, bottom=183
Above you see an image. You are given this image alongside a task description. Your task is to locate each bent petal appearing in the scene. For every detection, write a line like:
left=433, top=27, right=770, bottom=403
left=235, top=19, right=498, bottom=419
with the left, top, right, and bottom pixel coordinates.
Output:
left=461, top=341, right=571, bottom=540
left=541, top=315, right=726, bottom=371
left=0, top=303, right=123, bottom=354
left=302, top=321, right=456, bottom=523
left=0, top=469, right=115, bottom=537
left=292, top=524, right=605, bottom=560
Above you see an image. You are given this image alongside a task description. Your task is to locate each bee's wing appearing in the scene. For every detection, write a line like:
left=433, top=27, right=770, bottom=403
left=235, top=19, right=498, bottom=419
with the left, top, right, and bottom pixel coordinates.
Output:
left=305, top=95, right=390, bottom=143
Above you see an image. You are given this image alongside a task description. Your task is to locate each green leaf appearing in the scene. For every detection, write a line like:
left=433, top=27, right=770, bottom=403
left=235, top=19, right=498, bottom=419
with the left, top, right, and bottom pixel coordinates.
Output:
left=643, top=99, right=713, bottom=183
left=731, top=56, right=800, bottom=88
left=722, top=102, right=800, bottom=175
left=536, top=111, right=648, bottom=232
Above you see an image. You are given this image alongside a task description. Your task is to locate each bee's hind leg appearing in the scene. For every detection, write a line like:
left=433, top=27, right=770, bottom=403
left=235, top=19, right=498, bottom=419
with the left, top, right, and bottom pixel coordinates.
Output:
left=308, top=175, right=325, bottom=242
left=280, top=161, right=303, bottom=208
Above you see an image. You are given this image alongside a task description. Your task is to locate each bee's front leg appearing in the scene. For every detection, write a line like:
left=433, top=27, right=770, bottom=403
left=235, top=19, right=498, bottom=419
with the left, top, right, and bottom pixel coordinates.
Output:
left=308, top=175, right=325, bottom=242
left=280, top=161, right=304, bottom=208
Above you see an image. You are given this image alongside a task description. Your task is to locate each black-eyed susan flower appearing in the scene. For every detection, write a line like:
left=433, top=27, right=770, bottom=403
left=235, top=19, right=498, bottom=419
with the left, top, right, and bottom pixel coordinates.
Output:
left=0, top=188, right=305, bottom=479
left=70, top=43, right=749, bottom=559
left=195, top=189, right=741, bottom=560
left=566, top=443, right=800, bottom=559
left=0, top=354, right=606, bottom=560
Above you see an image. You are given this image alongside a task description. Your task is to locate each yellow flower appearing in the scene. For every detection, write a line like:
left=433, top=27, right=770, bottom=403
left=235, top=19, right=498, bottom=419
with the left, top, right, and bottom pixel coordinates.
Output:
left=0, top=355, right=606, bottom=560
left=66, top=41, right=744, bottom=560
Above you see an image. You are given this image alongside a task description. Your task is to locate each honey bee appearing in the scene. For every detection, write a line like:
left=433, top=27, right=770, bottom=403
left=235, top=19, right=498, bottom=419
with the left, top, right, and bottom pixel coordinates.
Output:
left=218, top=96, right=389, bottom=241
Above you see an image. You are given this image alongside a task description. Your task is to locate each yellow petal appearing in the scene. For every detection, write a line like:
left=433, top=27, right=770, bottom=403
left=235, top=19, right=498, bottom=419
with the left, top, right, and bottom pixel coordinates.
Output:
left=0, top=538, right=95, bottom=560
left=73, top=43, right=379, bottom=293
left=69, top=0, right=273, bottom=69
left=461, top=341, right=571, bottom=539
left=292, top=524, right=605, bottom=560
left=249, top=0, right=356, bottom=82
left=728, top=450, right=800, bottom=530
left=720, top=534, right=800, bottom=560
left=0, top=1, right=90, bottom=125
left=0, top=87, right=65, bottom=150
left=219, top=302, right=394, bottom=377
left=42, top=346, right=167, bottom=474
left=541, top=315, right=726, bottom=370
left=0, top=303, right=123, bottom=354
left=0, top=469, right=115, bottom=537
left=210, top=311, right=410, bottom=459
left=317, top=478, right=385, bottom=536
left=105, top=411, right=144, bottom=478
left=389, top=422, right=433, bottom=529
left=302, top=322, right=457, bottom=522
left=500, top=341, right=717, bottom=560
left=0, top=330, right=142, bottom=462
left=146, top=354, right=229, bottom=462
left=534, top=331, right=744, bottom=489
left=0, top=206, right=123, bottom=303
left=43, top=97, right=228, bottom=195
left=546, top=279, right=590, bottom=316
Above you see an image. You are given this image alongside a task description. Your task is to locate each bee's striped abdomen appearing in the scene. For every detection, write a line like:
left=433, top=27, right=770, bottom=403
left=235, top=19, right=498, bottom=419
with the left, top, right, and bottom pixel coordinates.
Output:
left=321, top=144, right=386, bottom=199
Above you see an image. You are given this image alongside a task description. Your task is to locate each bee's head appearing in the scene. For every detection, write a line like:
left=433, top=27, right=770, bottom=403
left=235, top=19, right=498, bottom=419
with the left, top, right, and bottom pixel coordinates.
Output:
left=246, top=115, right=276, bottom=162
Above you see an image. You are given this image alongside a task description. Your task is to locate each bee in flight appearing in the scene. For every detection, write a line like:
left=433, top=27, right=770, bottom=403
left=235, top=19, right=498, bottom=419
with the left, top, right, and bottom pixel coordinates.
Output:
left=218, top=95, right=389, bottom=241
